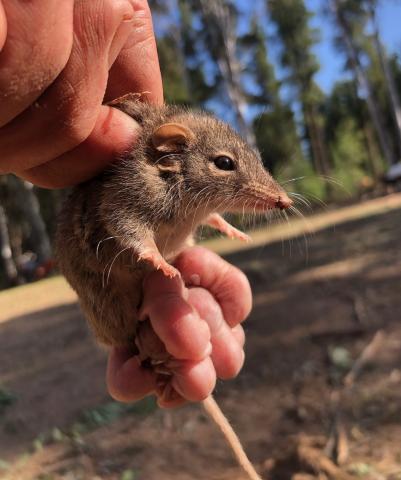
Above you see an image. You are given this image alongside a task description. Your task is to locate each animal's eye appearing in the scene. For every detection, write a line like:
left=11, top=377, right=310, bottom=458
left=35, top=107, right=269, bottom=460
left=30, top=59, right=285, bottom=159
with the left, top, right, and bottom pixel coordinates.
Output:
left=214, top=156, right=235, bottom=171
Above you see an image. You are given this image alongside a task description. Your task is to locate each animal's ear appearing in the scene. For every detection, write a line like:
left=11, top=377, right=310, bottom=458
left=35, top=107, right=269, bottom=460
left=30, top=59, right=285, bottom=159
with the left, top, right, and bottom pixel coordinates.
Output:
left=151, top=123, right=195, bottom=153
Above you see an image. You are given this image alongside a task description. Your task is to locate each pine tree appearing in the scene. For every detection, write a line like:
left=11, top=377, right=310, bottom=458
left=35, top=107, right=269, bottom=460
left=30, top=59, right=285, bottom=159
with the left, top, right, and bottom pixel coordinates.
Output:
left=240, top=16, right=303, bottom=172
left=267, top=0, right=331, bottom=178
left=329, top=0, right=397, bottom=166
left=365, top=0, right=401, bottom=159
left=177, top=0, right=215, bottom=106
left=325, top=80, right=382, bottom=178
left=186, top=0, right=257, bottom=147
left=157, top=35, right=190, bottom=105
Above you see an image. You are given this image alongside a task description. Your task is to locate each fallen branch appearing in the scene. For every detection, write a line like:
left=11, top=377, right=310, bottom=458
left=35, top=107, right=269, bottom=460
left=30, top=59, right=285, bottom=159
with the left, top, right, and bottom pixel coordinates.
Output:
left=297, top=444, right=353, bottom=480
left=344, top=330, right=385, bottom=387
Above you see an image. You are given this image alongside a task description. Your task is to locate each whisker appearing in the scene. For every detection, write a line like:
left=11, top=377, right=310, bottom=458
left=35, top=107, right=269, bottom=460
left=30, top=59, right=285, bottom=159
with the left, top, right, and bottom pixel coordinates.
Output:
left=288, top=205, right=310, bottom=263
left=96, top=236, right=118, bottom=260
left=288, top=192, right=313, bottom=210
left=105, top=247, right=131, bottom=287
left=281, top=176, right=307, bottom=185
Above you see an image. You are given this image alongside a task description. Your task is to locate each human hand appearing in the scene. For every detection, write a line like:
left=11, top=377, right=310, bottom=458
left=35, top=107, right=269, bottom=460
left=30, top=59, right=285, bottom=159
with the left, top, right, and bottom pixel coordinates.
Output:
left=0, top=0, right=162, bottom=188
left=106, top=247, right=252, bottom=408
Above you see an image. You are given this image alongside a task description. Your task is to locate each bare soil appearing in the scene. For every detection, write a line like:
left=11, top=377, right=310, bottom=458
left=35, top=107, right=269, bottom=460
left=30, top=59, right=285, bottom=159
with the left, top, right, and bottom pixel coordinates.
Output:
left=1, top=194, right=401, bottom=480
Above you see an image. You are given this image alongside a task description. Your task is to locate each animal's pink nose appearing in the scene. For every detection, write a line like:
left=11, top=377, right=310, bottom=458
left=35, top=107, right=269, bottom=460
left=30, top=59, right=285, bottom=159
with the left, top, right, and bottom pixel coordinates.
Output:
left=275, top=193, right=293, bottom=210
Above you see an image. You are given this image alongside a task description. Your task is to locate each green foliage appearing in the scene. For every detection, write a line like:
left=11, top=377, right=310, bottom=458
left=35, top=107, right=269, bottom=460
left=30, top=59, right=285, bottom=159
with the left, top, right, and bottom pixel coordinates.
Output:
left=254, top=106, right=303, bottom=172
left=324, top=81, right=361, bottom=141
left=25, top=398, right=158, bottom=457
left=268, top=0, right=320, bottom=91
left=0, top=386, right=17, bottom=415
left=176, top=0, right=217, bottom=105
left=329, top=346, right=353, bottom=371
left=76, top=398, right=157, bottom=432
left=240, top=17, right=280, bottom=106
left=121, top=469, right=137, bottom=480
left=347, top=462, right=374, bottom=477
left=157, top=36, right=190, bottom=105
left=278, top=159, right=327, bottom=202
left=0, top=459, right=10, bottom=471
left=268, top=0, right=331, bottom=179
left=330, top=117, right=371, bottom=198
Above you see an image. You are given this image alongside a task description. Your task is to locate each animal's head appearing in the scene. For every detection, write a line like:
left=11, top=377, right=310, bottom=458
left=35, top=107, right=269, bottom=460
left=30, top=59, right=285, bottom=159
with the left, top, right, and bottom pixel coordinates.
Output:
left=147, top=111, right=292, bottom=216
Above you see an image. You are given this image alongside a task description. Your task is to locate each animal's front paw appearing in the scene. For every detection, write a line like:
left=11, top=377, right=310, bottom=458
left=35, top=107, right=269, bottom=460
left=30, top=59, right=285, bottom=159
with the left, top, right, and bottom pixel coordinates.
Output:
left=205, top=213, right=252, bottom=243
left=227, top=227, right=252, bottom=243
left=138, top=250, right=180, bottom=278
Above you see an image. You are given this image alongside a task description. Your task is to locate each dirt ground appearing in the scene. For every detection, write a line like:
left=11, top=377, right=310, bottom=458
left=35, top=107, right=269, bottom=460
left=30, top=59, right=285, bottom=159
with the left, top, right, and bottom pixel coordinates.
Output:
left=1, top=194, right=401, bottom=480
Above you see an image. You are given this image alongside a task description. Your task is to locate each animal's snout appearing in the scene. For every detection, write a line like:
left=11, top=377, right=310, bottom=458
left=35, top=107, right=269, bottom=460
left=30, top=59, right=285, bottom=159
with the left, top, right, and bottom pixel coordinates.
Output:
left=275, top=193, right=293, bottom=210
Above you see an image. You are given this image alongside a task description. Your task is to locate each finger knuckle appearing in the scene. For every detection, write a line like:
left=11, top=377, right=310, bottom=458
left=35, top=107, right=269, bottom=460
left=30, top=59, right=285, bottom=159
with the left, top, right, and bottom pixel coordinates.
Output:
left=52, top=84, right=98, bottom=147
left=82, top=0, right=132, bottom=42
left=131, top=3, right=156, bottom=44
left=232, top=268, right=253, bottom=319
left=220, top=350, right=244, bottom=380
left=0, top=7, right=73, bottom=100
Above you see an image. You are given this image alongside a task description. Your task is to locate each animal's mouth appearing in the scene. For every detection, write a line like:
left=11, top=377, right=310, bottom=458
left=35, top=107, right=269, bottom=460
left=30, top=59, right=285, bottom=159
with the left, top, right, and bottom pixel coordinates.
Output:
left=240, top=192, right=293, bottom=212
left=254, top=194, right=293, bottom=211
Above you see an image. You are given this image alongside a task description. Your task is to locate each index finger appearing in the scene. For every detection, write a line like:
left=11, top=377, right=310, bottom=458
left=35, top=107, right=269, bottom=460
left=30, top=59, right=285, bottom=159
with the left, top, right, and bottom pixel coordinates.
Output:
left=174, top=247, right=253, bottom=328
left=140, top=272, right=211, bottom=361
left=104, top=0, right=163, bottom=104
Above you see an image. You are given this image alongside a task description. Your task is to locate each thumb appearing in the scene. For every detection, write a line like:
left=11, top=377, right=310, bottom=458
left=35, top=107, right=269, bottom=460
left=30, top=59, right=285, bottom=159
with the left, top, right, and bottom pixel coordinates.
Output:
left=0, top=1, right=7, bottom=52
left=104, top=0, right=163, bottom=105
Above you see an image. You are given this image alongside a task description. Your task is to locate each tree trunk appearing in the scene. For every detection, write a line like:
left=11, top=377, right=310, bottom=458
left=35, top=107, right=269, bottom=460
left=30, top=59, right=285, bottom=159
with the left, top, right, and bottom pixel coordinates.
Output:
left=0, top=203, right=21, bottom=286
left=362, top=121, right=381, bottom=178
left=331, top=0, right=396, bottom=166
left=304, top=104, right=330, bottom=177
left=198, top=0, right=257, bottom=148
left=310, top=103, right=331, bottom=176
left=368, top=3, right=401, bottom=159
left=11, top=178, right=52, bottom=263
left=304, top=105, right=321, bottom=173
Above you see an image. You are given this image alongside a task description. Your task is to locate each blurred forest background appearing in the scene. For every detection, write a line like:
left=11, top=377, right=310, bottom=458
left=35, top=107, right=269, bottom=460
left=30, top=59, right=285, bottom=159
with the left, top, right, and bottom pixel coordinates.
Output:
left=2, top=0, right=401, bottom=289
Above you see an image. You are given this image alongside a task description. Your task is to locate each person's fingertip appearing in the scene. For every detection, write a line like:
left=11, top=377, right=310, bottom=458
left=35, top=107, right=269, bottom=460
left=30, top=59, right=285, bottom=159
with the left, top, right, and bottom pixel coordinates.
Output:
left=232, top=324, right=246, bottom=348
left=0, top=1, right=7, bottom=52
left=95, top=105, right=142, bottom=151
left=142, top=270, right=185, bottom=300
left=105, top=0, right=163, bottom=104
left=141, top=272, right=211, bottom=361
left=232, top=268, right=253, bottom=321
left=106, top=347, right=156, bottom=403
left=172, top=358, right=216, bottom=402
left=154, top=307, right=211, bottom=361
left=176, top=247, right=253, bottom=328
left=157, top=393, right=187, bottom=409
left=108, top=1, right=137, bottom=67
left=211, top=329, right=245, bottom=380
